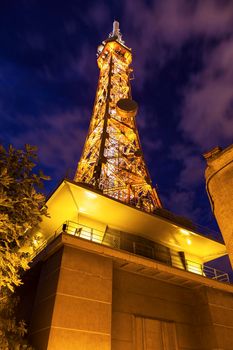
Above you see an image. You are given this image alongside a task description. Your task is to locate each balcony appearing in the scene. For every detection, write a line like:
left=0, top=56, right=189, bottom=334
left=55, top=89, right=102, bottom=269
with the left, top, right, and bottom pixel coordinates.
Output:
left=34, top=220, right=230, bottom=284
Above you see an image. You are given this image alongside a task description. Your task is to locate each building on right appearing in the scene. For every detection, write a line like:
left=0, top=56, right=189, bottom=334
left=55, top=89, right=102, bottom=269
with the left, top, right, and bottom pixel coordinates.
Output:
left=204, top=144, right=233, bottom=268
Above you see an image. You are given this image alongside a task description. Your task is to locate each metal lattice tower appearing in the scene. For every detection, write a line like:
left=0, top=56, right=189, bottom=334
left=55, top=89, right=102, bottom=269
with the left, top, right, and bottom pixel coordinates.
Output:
left=74, top=21, right=162, bottom=212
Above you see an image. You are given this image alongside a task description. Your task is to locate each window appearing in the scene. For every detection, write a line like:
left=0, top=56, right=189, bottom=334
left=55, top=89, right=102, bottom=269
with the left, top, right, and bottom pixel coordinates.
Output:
left=154, top=243, right=171, bottom=265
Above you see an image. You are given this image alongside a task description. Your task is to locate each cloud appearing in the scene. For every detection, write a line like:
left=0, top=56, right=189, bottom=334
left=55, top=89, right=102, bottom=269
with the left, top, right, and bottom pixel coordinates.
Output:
left=121, top=0, right=233, bottom=223
left=180, top=37, right=233, bottom=149
left=154, top=0, right=233, bottom=42
left=68, top=44, right=98, bottom=84
left=2, top=108, right=89, bottom=178
left=170, top=143, right=205, bottom=188
left=179, top=155, right=204, bottom=188
left=165, top=143, right=205, bottom=221
left=35, top=43, right=97, bottom=86
left=136, top=108, right=163, bottom=154
left=85, top=2, right=110, bottom=29
left=166, top=188, right=200, bottom=220
left=122, top=0, right=233, bottom=88
left=64, top=20, right=77, bottom=36
left=142, top=138, right=163, bottom=153
left=122, top=0, right=233, bottom=147
left=23, top=33, right=46, bottom=51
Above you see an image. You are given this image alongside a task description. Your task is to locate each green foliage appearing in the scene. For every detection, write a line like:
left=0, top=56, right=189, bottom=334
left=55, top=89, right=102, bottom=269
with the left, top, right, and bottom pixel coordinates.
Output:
left=0, top=144, right=50, bottom=348
left=0, top=292, right=33, bottom=350
left=0, top=144, right=49, bottom=292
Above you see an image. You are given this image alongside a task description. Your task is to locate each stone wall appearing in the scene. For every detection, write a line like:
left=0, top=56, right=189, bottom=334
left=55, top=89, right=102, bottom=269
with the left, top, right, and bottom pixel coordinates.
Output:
left=204, top=144, right=233, bottom=267
left=112, top=269, right=202, bottom=350
left=30, top=246, right=112, bottom=350
left=25, top=241, right=233, bottom=349
left=112, top=269, right=233, bottom=349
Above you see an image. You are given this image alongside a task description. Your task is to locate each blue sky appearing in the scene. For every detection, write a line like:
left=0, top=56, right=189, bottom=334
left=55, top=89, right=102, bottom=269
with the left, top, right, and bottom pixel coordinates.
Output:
left=1, top=0, right=233, bottom=236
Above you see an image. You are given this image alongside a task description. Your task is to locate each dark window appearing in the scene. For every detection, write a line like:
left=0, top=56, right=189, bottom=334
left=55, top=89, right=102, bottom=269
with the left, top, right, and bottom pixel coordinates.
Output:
left=103, top=227, right=171, bottom=265
left=154, top=243, right=171, bottom=265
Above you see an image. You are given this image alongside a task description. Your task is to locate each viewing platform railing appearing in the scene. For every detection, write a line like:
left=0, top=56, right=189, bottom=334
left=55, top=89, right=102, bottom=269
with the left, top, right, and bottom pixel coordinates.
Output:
left=33, top=220, right=230, bottom=284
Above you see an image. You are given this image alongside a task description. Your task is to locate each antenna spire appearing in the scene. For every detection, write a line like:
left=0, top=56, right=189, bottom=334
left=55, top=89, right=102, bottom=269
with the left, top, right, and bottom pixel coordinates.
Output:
left=109, top=20, right=124, bottom=44
left=113, top=20, right=120, bottom=36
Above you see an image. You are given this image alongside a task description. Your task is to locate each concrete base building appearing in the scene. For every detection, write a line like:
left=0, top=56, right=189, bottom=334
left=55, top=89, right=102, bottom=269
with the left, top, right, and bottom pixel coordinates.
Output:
left=19, top=180, right=233, bottom=350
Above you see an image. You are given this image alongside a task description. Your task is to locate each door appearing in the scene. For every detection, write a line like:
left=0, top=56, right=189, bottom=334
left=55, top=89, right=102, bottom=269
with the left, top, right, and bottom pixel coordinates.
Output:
left=134, top=316, right=178, bottom=350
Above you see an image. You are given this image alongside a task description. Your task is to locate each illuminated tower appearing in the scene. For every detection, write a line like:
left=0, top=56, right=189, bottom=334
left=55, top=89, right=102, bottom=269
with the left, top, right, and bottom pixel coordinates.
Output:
left=19, top=22, right=233, bottom=350
left=74, top=21, right=161, bottom=212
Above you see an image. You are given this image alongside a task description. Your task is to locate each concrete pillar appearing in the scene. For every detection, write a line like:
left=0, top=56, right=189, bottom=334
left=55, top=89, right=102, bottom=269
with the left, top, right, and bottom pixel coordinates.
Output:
left=204, top=144, right=233, bottom=267
left=30, top=245, right=113, bottom=350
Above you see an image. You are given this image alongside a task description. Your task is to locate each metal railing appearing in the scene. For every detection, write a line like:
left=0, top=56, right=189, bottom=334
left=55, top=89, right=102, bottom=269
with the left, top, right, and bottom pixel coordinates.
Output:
left=34, top=220, right=229, bottom=283
left=203, top=265, right=229, bottom=282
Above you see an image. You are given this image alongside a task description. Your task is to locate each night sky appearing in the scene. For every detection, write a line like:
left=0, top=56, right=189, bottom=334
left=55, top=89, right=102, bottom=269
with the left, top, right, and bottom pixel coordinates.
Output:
left=1, top=0, right=233, bottom=237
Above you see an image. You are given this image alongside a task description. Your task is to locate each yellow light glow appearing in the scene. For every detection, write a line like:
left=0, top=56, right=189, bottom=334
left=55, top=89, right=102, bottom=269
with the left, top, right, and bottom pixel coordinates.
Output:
left=32, top=232, right=43, bottom=248
left=79, top=207, right=87, bottom=213
left=85, top=191, right=97, bottom=199
left=186, top=261, right=202, bottom=275
left=180, top=229, right=190, bottom=236
left=33, top=239, right=38, bottom=246
left=186, top=238, right=192, bottom=245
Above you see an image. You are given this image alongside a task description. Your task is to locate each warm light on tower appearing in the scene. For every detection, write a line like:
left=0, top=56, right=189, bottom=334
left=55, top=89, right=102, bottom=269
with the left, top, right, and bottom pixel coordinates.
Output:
left=74, top=21, right=162, bottom=212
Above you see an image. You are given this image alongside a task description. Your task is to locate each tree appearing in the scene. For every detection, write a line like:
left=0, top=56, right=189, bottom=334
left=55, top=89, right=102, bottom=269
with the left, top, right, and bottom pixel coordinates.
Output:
left=0, top=144, right=49, bottom=349
left=0, top=294, right=30, bottom=349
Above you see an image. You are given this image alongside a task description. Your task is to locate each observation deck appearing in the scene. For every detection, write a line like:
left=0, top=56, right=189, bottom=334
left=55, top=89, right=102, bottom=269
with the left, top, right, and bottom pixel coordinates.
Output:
left=32, top=180, right=231, bottom=289
left=34, top=220, right=230, bottom=285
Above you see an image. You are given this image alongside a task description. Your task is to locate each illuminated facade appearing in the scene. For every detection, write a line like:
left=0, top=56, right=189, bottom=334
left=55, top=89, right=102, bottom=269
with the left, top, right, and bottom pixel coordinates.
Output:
left=74, top=21, right=161, bottom=212
left=20, top=23, right=233, bottom=350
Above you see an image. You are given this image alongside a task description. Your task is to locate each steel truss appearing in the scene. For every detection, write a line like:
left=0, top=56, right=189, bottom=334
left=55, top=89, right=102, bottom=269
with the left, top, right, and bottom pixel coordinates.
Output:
left=75, top=30, right=162, bottom=212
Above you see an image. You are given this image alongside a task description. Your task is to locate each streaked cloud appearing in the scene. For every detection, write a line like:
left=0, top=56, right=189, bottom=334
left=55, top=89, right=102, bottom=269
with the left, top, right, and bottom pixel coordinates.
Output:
left=181, top=37, right=233, bottom=149
left=1, top=107, right=88, bottom=178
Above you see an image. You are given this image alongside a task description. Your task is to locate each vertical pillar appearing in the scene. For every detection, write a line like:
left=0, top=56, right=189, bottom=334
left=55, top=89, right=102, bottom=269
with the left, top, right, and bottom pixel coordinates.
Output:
left=30, top=248, right=63, bottom=349
left=30, top=245, right=113, bottom=350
